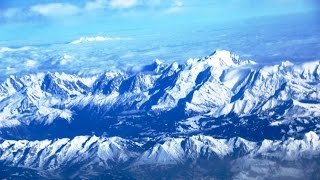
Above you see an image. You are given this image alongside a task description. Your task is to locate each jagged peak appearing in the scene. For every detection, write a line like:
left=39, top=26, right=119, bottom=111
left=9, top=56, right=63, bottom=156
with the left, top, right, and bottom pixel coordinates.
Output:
left=141, top=59, right=166, bottom=73
left=104, top=70, right=124, bottom=78
left=161, top=61, right=180, bottom=75
left=44, top=72, right=79, bottom=82
left=209, top=49, right=234, bottom=57
left=280, top=60, right=294, bottom=67
left=304, top=131, right=319, bottom=142
left=171, top=62, right=179, bottom=70
left=154, top=59, right=163, bottom=65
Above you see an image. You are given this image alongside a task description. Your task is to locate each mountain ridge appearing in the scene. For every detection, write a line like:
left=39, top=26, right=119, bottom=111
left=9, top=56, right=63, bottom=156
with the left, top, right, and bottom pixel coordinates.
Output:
left=0, top=131, right=319, bottom=179
left=0, top=50, right=319, bottom=140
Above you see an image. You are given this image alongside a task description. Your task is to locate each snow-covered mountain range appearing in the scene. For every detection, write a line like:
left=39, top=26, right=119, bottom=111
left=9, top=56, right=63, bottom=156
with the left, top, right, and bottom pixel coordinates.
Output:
left=1, top=131, right=319, bottom=179
left=0, top=50, right=319, bottom=179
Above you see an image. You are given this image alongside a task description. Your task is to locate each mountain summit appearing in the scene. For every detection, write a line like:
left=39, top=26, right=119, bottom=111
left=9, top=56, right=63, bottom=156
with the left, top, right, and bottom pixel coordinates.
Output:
left=204, top=50, right=256, bottom=67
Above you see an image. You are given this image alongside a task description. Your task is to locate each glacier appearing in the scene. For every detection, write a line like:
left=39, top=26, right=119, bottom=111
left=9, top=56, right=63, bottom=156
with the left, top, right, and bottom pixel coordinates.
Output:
left=0, top=50, right=319, bottom=179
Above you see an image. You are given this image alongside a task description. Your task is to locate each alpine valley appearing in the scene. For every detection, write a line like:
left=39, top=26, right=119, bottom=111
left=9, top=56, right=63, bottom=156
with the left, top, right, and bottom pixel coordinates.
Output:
left=0, top=50, right=320, bottom=179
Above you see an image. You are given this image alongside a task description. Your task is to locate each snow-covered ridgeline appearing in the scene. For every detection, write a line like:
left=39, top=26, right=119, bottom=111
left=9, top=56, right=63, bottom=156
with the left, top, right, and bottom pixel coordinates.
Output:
left=0, top=132, right=319, bottom=170
left=0, top=50, right=319, bottom=128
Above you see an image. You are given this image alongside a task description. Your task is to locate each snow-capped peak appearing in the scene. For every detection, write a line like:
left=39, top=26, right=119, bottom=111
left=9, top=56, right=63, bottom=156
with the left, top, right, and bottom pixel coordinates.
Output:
left=141, top=59, right=166, bottom=73
left=154, top=59, right=162, bottom=65
left=204, top=50, right=255, bottom=67
left=304, top=131, right=320, bottom=143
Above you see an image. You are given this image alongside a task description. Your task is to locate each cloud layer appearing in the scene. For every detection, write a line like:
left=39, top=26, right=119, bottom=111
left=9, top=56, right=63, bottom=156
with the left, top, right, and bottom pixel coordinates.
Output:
left=30, top=3, right=81, bottom=17
left=0, top=0, right=184, bottom=20
left=110, top=0, right=138, bottom=9
left=0, top=13, right=319, bottom=81
left=0, top=1, right=319, bottom=82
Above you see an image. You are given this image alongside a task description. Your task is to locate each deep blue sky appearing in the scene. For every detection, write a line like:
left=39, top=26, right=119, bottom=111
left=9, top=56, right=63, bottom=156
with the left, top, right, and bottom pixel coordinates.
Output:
left=0, top=0, right=319, bottom=45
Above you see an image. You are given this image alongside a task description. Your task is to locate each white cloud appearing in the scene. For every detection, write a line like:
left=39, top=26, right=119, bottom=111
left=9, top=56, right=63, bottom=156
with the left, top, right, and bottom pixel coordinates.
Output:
left=6, top=66, right=15, bottom=71
left=85, top=0, right=138, bottom=10
left=164, top=0, right=183, bottom=14
left=110, top=0, right=138, bottom=9
left=60, top=54, right=73, bottom=65
left=0, top=46, right=32, bottom=53
left=1, top=0, right=182, bottom=20
left=30, top=3, right=80, bottom=17
left=145, top=0, right=162, bottom=7
left=85, top=0, right=109, bottom=10
left=25, top=59, right=38, bottom=68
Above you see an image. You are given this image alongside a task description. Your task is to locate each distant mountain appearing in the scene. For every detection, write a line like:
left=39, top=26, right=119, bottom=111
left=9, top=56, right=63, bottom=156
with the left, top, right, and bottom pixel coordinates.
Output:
left=70, top=36, right=129, bottom=44
left=0, top=50, right=319, bottom=179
